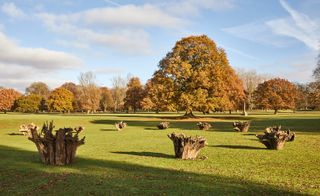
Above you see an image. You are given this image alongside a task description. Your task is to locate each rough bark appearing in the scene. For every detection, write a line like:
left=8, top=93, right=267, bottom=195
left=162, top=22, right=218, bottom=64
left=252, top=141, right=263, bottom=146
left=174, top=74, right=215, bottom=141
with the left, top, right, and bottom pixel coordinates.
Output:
left=19, top=121, right=85, bottom=165
left=167, top=133, right=207, bottom=160
left=197, top=122, right=212, bottom=130
left=115, top=121, right=127, bottom=131
left=256, top=125, right=295, bottom=150
left=233, top=121, right=250, bottom=132
left=157, top=122, right=170, bottom=129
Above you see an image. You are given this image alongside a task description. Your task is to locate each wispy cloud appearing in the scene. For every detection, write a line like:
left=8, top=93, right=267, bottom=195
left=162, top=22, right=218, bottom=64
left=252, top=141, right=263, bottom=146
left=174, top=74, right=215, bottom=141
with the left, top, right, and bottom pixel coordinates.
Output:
left=223, top=0, right=320, bottom=50
left=1, top=2, right=25, bottom=19
left=266, top=0, right=320, bottom=50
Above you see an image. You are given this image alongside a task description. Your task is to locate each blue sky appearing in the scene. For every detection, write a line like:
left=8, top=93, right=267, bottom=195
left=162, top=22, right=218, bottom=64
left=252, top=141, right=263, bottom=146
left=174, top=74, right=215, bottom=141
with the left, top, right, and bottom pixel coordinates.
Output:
left=0, top=0, right=319, bottom=91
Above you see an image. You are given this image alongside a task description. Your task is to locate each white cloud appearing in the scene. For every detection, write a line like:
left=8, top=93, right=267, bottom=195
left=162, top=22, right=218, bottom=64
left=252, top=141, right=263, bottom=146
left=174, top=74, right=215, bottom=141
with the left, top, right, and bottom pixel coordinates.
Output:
left=0, top=31, right=82, bottom=70
left=36, top=1, right=236, bottom=54
left=37, top=13, right=151, bottom=54
left=1, top=2, right=25, bottom=18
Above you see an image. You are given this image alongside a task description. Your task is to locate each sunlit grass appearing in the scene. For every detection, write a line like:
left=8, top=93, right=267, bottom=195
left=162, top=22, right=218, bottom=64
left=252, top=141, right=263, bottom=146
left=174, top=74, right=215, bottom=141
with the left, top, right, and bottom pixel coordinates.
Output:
left=0, top=111, right=319, bottom=195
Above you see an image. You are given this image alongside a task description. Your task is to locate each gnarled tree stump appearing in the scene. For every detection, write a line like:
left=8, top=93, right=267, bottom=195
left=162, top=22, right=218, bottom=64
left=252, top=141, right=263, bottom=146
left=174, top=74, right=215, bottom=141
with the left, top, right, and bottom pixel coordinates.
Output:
left=197, top=122, right=212, bottom=130
left=233, top=121, right=250, bottom=132
left=20, top=121, right=85, bottom=165
left=256, top=126, right=295, bottom=150
left=167, top=133, right=207, bottom=160
left=115, top=121, right=127, bottom=131
left=19, top=123, right=37, bottom=136
left=157, top=122, right=170, bottom=129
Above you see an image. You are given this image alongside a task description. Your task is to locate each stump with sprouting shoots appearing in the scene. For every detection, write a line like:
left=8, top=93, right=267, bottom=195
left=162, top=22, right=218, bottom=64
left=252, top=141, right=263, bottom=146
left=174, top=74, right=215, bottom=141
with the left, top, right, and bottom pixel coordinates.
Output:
left=115, top=121, right=127, bottom=131
left=19, top=121, right=85, bottom=165
left=196, top=122, right=212, bottom=130
left=233, top=121, right=250, bottom=132
left=157, top=122, right=170, bottom=129
left=256, top=125, right=295, bottom=150
left=167, top=132, right=207, bottom=160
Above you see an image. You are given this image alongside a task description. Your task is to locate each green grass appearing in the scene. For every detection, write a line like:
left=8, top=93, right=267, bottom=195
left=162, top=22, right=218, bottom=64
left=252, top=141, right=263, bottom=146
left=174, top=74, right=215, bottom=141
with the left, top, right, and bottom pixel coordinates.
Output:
left=0, top=111, right=319, bottom=195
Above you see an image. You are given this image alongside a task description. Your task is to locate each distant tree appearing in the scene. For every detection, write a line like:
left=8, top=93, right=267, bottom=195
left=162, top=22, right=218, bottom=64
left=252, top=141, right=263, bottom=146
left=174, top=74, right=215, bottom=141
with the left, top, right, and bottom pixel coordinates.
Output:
left=124, top=77, right=144, bottom=113
left=148, top=35, right=244, bottom=116
left=0, top=88, right=21, bottom=113
left=307, top=82, right=320, bottom=110
left=313, top=53, right=320, bottom=81
left=61, top=82, right=81, bottom=111
left=111, top=76, right=127, bottom=112
left=14, top=94, right=43, bottom=113
left=100, top=87, right=114, bottom=112
left=48, top=87, right=74, bottom=112
left=25, top=82, right=50, bottom=98
left=295, top=83, right=310, bottom=110
left=78, top=72, right=101, bottom=113
left=237, top=69, right=269, bottom=111
left=254, top=78, right=297, bottom=114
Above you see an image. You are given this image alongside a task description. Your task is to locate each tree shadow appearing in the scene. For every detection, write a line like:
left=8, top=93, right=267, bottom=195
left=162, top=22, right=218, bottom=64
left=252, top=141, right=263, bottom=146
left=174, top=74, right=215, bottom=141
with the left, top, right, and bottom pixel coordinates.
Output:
left=111, top=151, right=175, bottom=159
left=144, top=128, right=160, bottom=130
left=100, top=128, right=117, bottom=131
left=210, top=145, right=265, bottom=150
left=0, top=145, right=306, bottom=195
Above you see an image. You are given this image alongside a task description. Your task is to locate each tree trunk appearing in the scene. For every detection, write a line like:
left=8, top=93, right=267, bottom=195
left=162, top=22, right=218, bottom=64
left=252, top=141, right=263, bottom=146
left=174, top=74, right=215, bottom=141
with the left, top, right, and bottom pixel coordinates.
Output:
left=184, top=110, right=195, bottom=118
left=256, top=126, right=295, bottom=150
left=274, top=109, right=278, bottom=114
left=167, top=133, right=206, bottom=160
left=233, top=121, right=250, bottom=132
left=19, top=121, right=85, bottom=165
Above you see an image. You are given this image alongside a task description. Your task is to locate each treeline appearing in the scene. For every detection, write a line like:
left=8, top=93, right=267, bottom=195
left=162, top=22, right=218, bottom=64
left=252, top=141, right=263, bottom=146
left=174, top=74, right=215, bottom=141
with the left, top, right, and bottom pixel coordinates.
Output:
left=0, top=35, right=319, bottom=115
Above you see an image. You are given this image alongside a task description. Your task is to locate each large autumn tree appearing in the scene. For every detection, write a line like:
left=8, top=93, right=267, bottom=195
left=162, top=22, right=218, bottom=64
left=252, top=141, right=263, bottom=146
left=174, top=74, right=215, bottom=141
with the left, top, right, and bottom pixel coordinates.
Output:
left=254, top=78, right=297, bottom=114
left=0, top=88, right=21, bottom=113
left=146, top=35, right=244, bottom=116
left=48, top=87, right=74, bottom=112
left=307, top=82, right=320, bottom=110
left=124, top=77, right=144, bottom=113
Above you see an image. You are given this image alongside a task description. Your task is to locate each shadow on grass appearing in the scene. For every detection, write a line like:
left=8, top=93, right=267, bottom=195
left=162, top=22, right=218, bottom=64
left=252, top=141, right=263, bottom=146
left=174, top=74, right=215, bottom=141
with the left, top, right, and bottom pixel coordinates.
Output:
left=210, top=145, right=265, bottom=150
left=0, top=145, right=304, bottom=195
left=100, top=128, right=117, bottom=131
left=111, top=151, right=175, bottom=159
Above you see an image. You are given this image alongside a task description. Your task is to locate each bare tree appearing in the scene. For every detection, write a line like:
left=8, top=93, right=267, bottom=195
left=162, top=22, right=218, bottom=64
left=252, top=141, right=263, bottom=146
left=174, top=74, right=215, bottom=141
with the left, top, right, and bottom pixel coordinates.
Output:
left=78, top=72, right=101, bottom=113
left=111, top=76, right=127, bottom=112
left=237, top=69, right=269, bottom=111
left=313, top=52, right=320, bottom=81
left=25, top=82, right=50, bottom=98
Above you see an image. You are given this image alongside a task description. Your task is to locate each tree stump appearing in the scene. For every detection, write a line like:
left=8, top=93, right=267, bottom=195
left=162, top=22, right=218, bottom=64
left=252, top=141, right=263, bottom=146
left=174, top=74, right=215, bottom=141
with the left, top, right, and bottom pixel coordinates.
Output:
left=256, top=126, right=295, bottom=150
left=167, top=133, right=207, bottom=160
left=19, top=123, right=37, bottom=136
left=157, top=122, right=170, bottom=129
left=233, top=121, right=250, bottom=132
left=20, top=121, right=85, bottom=165
left=196, top=122, right=212, bottom=130
left=115, top=121, right=127, bottom=131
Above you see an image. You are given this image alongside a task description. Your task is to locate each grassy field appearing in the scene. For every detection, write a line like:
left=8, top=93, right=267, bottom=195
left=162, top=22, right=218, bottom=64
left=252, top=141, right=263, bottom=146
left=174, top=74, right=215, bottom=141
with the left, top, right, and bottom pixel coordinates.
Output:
left=0, top=111, right=319, bottom=195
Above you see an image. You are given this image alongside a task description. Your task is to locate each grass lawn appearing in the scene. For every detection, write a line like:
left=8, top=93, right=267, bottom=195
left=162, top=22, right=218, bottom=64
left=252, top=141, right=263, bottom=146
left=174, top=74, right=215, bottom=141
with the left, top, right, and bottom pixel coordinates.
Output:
left=0, top=111, right=319, bottom=195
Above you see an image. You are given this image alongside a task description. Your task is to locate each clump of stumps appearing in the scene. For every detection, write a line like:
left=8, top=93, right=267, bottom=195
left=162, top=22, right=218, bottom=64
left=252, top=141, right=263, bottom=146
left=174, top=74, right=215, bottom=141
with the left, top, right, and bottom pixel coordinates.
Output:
left=157, top=122, right=170, bottom=129
left=196, top=122, right=212, bottom=130
left=19, top=121, right=85, bottom=165
left=256, top=125, right=295, bottom=150
left=167, top=132, right=207, bottom=160
left=115, top=121, right=127, bottom=131
left=233, top=121, right=250, bottom=132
